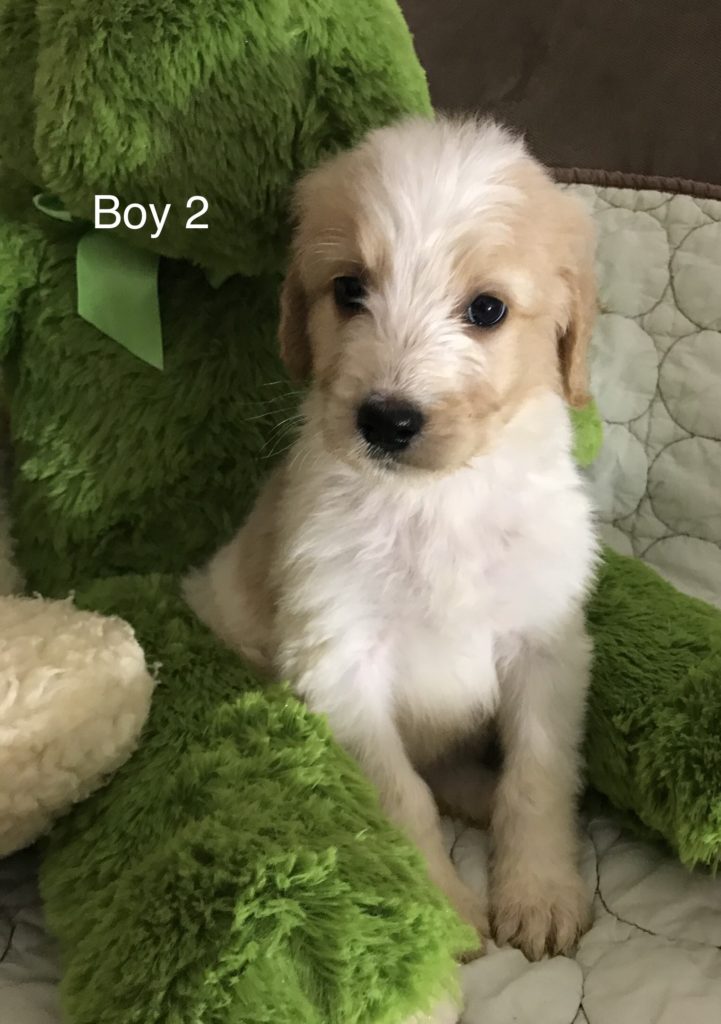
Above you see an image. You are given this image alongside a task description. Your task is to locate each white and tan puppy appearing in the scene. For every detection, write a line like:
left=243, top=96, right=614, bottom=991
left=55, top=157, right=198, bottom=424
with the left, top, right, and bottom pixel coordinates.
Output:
left=185, top=116, right=598, bottom=963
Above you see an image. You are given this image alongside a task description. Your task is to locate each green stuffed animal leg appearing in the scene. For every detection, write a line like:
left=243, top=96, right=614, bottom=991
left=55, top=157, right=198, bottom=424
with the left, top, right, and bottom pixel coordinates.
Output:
left=41, top=574, right=471, bottom=1024
left=586, top=547, right=721, bottom=870
left=571, top=397, right=721, bottom=869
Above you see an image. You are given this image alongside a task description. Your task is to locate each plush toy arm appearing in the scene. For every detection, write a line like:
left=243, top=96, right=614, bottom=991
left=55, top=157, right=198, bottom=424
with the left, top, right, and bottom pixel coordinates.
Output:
left=0, top=594, right=155, bottom=856
left=40, top=573, right=469, bottom=1024
left=569, top=401, right=721, bottom=868
left=586, top=547, right=721, bottom=869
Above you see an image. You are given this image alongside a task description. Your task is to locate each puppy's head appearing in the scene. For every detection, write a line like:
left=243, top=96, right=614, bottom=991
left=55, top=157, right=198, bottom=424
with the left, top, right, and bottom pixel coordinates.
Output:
left=280, top=116, right=596, bottom=473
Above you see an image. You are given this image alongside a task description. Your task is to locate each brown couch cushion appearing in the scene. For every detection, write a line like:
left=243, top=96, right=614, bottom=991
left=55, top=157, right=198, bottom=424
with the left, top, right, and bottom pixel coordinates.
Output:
left=401, top=0, right=721, bottom=192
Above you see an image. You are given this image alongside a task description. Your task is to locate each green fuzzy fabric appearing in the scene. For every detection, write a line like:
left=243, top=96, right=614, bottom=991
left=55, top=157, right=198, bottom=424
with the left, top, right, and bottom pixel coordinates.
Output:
left=0, top=0, right=431, bottom=279
left=42, top=575, right=468, bottom=1024
left=570, top=401, right=603, bottom=468
left=586, top=548, right=721, bottom=869
left=3, top=214, right=293, bottom=591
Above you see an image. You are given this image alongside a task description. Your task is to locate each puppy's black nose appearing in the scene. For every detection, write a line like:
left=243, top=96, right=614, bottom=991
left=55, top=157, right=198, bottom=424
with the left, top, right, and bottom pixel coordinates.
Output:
left=356, top=396, right=425, bottom=453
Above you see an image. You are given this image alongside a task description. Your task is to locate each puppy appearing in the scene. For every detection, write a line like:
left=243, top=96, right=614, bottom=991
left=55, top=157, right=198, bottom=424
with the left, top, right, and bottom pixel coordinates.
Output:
left=185, top=115, right=598, bottom=962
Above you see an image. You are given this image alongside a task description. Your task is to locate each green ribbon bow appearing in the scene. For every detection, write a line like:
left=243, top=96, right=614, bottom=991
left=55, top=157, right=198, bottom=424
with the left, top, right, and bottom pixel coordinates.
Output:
left=77, top=231, right=164, bottom=370
left=34, top=193, right=163, bottom=369
left=33, top=193, right=233, bottom=370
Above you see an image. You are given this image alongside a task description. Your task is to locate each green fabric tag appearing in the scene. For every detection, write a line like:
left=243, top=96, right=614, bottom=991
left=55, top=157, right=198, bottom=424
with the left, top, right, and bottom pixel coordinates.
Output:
left=32, top=192, right=77, bottom=223
left=76, top=232, right=163, bottom=370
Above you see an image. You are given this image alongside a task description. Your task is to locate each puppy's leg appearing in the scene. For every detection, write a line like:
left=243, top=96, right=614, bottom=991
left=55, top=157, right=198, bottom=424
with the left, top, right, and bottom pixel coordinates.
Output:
left=183, top=468, right=284, bottom=671
left=490, top=620, right=592, bottom=960
left=295, top=657, right=488, bottom=946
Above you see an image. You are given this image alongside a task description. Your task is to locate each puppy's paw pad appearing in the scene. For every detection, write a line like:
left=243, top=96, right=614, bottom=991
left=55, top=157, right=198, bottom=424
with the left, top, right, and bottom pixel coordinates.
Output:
left=491, top=874, right=590, bottom=961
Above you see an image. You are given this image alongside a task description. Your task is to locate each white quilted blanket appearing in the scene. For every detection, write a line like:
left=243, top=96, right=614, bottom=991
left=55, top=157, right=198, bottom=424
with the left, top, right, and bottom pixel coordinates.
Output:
left=1, top=183, right=720, bottom=1024
left=0, top=850, right=59, bottom=1024
left=581, top=185, right=721, bottom=608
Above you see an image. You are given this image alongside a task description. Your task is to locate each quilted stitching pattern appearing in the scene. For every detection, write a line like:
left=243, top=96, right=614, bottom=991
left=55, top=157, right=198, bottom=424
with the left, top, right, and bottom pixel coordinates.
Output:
left=574, top=185, right=721, bottom=609
left=0, top=848, right=60, bottom=1024
left=454, top=817, right=721, bottom=1024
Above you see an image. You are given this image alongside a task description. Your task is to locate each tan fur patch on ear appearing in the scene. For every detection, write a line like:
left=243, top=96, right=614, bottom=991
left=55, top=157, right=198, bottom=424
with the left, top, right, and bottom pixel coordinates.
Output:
left=559, top=264, right=596, bottom=408
left=557, top=200, right=597, bottom=409
left=279, top=260, right=312, bottom=382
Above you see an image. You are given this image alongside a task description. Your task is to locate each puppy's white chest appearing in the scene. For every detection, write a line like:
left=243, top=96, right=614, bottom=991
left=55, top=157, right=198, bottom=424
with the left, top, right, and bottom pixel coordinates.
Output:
left=310, top=464, right=586, bottom=712
left=279, top=414, right=594, bottom=758
left=382, top=505, right=502, bottom=720
left=394, top=610, right=497, bottom=742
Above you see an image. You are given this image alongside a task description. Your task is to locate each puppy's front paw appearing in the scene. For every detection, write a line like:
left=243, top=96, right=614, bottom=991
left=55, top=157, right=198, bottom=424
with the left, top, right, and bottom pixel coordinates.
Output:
left=490, top=867, right=590, bottom=961
left=447, top=882, right=488, bottom=963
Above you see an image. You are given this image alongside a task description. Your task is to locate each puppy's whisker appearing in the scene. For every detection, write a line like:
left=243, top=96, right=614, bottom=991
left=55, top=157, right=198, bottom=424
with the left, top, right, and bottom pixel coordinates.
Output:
left=245, top=402, right=301, bottom=423
left=262, top=439, right=295, bottom=461
left=246, top=392, right=300, bottom=407
left=261, top=414, right=303, bottom=442
left=263, top=428, right=304, bottom=462
left=260, top=417, right=303, bottom=458
left=260, top=379, right=300, bottom=389
left=288, top=447, right=321, bottom=478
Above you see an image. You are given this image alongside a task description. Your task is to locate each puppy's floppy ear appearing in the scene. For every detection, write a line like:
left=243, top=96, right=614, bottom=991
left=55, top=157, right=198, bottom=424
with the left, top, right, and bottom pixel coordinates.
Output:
left=279, top=258, right=312, bottom=382
left=557, top=200, right=597, bottom=409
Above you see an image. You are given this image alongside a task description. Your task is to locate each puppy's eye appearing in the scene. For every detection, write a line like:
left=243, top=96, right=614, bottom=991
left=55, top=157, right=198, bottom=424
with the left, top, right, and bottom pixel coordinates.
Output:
left=466, top=294, right=507, bottom=328
left=334, top=275, right=366, bottom=311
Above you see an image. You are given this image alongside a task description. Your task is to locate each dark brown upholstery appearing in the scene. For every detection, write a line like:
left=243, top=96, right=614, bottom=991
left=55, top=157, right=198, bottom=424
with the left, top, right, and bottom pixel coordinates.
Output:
left=401, top=0, right=721, bottom=189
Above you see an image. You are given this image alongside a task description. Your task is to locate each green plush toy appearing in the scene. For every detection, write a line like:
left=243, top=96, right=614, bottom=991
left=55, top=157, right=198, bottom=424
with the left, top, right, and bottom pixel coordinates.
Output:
left=0, top=2, right=719, bottom=1023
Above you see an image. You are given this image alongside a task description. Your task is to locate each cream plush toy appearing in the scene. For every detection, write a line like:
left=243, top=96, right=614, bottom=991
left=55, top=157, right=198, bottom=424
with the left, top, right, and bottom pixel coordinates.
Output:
left=0, top=483, right=155, bottom=856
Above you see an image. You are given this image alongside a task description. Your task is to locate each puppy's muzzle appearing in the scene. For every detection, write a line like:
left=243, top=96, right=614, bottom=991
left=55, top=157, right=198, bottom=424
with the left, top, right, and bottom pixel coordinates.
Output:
left=356, top=395, right=425, bottom=456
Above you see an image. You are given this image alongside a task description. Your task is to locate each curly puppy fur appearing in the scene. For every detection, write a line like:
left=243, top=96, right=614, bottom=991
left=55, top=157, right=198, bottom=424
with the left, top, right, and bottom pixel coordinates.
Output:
left=186, top=116, right=599, bottom=971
